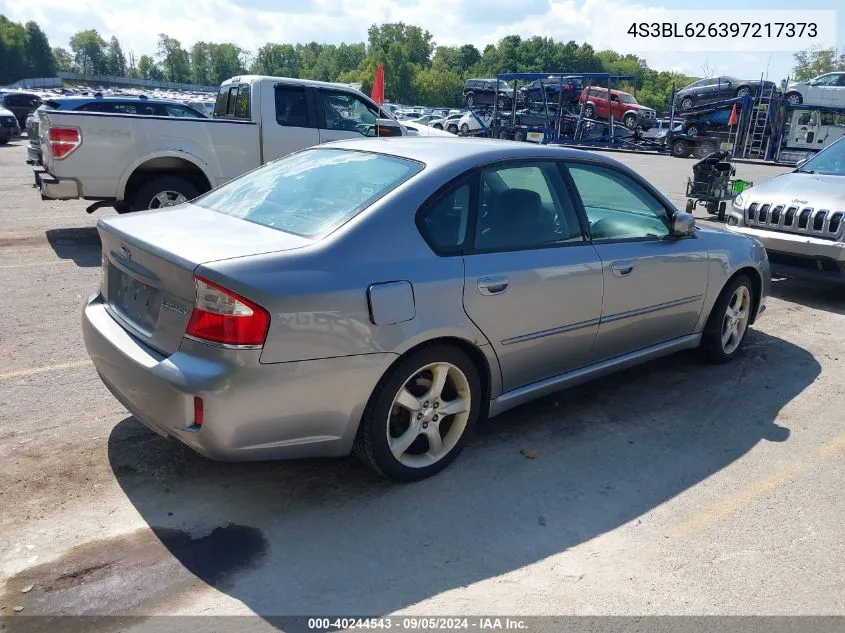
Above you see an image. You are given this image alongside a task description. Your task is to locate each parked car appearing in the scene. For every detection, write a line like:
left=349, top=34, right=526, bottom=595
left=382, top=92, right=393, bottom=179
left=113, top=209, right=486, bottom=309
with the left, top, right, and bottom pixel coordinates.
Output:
left=784, top=72, right=845, bottom=107
left=440, top=113, right=465, bottom=134
left=463, top=78, right=521, bottom=110
left=0, top=106, right=22, bottom=144
left=82, top=137, right=769, bottom=482
left=26, top=95, right=207, bottom=166
left=641, top=118, right=683, bottom=140
left=676, top=76, right=779, bottom=110
left=520, top=76, right=583, bottom=104
left=33, top=75, right=407, bottom=213
left=727, top=136, right=845, bottom=283
left=579, top=87, right=656, bottom=130
left=401, top=120, right=456, bottom=137
left=458, top=111, right=493, bottom=135
left=0, top=91, right=41, bottom=128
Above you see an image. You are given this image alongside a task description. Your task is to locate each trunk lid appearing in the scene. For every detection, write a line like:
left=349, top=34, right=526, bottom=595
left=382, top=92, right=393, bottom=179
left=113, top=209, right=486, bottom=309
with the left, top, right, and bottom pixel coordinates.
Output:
left=98, top=204, right=312, bottom=355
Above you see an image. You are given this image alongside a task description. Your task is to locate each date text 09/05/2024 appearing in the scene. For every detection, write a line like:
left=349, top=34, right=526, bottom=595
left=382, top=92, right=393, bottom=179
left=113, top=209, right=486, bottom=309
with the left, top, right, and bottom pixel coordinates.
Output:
left=627, top=22, right=818, bottom=38
left=307, top=618, right=529, bottom=630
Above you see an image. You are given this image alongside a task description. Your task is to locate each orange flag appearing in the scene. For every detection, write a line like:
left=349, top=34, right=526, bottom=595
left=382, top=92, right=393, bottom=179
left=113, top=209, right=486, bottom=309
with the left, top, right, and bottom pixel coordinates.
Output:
left=371, top=64, right=385, bottom=106
left=728, top=103, right=738, bottom=127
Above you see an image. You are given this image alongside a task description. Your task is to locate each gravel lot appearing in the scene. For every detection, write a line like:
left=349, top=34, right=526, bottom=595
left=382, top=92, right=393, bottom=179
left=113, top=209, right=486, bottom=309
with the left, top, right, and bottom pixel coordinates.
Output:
left=0, top=137, right=843, bottom=629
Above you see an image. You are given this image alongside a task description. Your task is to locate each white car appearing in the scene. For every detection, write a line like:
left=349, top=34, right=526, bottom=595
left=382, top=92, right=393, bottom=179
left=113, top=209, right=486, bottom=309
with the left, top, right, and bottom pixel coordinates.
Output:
left=457, top=111, right=493, bottom=135
left=784, top=72, right=845, bottom=107
left=400, top=120, right=456, bottom=137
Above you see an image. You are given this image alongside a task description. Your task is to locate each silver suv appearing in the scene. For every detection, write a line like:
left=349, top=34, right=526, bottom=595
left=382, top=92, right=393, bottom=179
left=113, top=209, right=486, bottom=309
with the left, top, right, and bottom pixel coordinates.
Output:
left=727, top=137, right=845, bottom=283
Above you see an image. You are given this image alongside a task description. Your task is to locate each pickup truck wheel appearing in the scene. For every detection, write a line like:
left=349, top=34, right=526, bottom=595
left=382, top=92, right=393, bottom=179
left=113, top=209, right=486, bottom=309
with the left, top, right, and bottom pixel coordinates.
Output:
left=131, top=175, right=199, bottom=211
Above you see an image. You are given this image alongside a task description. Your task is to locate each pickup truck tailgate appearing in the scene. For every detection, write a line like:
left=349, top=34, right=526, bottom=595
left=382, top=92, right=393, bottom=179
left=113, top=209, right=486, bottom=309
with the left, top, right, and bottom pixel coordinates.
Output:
left=98, top=204, right=311, bottom=355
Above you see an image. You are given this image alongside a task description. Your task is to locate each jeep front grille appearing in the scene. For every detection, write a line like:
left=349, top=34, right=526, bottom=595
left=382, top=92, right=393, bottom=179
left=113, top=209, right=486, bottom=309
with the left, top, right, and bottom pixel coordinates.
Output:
left=745, top=201, right=844, bottom=240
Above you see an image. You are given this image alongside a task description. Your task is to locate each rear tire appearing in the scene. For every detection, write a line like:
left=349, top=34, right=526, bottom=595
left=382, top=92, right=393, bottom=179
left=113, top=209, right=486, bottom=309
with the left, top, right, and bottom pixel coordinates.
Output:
left=514, top=130, right=526, bottom=142
left=354, top=345, right=482, bottom=482
left=785, top=92, right=802, bottom=106
left=680, top=97, right=694, bottom=110
left=130, top=175, right=199, bottom=212
left=699, top=274, right=754, bottom=364
left=672, top=138, right=692, bottom=158
left=583, top=104, right=595, bottom=119
left=460, top=123, right=470, bottom=135
left=718, top=201, right=727, bottom=221
left=735, top=86, right=752, bottom=99
left=465, top=93, right=475, bottom=107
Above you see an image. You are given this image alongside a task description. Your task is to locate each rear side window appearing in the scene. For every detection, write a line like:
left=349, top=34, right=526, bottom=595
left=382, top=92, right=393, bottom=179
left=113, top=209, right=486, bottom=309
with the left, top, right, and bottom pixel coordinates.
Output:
left=419, top=184, right=471, bottom=253
left=235, top=84, right=250, bottom=119
left=275, top=86, right=312, bottom=127
left=195, top=148, right=423, bottom=238
left=213, top=87, right=229, bottom=117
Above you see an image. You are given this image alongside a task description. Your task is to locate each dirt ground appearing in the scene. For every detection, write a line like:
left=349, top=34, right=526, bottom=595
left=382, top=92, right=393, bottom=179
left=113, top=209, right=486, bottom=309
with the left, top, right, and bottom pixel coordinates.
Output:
left=0, top=138, right=842, bottom=630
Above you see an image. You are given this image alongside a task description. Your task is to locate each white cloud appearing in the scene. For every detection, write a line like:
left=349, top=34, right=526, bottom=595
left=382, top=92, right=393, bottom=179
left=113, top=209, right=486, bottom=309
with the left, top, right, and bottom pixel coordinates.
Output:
left=3, top=0, right=798, bottom=80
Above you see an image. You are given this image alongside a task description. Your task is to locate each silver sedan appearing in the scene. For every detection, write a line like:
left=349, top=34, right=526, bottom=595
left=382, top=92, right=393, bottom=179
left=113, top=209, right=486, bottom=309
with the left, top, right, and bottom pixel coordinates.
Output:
left=83, top=138, right=770, bottom=481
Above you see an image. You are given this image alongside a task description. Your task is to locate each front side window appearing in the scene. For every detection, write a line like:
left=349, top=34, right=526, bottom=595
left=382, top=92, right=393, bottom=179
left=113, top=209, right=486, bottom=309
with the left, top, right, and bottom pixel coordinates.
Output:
left=619, top=93, right=637, bottom=104
left=275, top=86, right=311, bottom=127
left=419, top=184, right=471, bottom=253
left=814, top=74, right=840, bottom=86
left=475, top=163, right=583, bottom=251
left=566, top=163, right=669, bottom=241
left=320, top=90, right=380, bottom=135
left=195, top=148, right=423, bottom=238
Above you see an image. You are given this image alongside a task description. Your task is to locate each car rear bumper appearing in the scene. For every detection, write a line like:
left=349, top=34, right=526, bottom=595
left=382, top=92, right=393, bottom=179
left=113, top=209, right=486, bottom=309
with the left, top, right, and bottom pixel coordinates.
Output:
left=83, top=294, right=396, bottom=461
left=34, top=168, right=80, bottom=200
left=726, top=224, right=845, bottom=283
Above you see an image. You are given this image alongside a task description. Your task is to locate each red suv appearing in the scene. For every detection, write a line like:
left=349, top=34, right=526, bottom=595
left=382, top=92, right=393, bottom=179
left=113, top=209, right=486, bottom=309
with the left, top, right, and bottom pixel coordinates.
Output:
left=578, top=87, right=656, bottom=130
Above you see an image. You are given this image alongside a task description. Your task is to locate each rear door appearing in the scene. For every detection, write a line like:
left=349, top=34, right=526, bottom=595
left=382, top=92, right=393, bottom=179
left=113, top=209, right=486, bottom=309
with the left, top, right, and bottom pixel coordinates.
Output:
left=564, top=161, right=709, bottom=363
left=262, top=84, right=320, bottom=161
left=461, top=161, right=604, bottom=392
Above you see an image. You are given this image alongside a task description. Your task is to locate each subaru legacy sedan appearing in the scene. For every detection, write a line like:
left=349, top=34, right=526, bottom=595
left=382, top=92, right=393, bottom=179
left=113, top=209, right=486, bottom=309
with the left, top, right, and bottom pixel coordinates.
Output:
left=83, top=138, right=769, bottom=482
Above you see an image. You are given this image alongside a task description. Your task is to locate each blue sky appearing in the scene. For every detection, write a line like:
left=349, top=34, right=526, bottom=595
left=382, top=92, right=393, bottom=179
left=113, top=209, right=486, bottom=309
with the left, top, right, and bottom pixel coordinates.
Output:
left=3, top=0, right=841, bottom=82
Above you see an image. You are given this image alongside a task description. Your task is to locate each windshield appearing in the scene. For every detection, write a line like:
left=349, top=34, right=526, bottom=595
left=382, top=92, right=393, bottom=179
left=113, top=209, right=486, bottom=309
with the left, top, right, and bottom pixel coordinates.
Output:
left=618, top=93, right=637, bottom=104
left=195, top=148, right=424, bottom=238
left=797, top=139, right=845, bottom=176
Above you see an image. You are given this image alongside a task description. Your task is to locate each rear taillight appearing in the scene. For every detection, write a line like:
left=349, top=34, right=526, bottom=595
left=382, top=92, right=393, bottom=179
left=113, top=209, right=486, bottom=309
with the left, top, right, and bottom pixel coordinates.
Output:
left=185, top=276, right=270, bottom=347
left=47, top=126, right=81, bottom=159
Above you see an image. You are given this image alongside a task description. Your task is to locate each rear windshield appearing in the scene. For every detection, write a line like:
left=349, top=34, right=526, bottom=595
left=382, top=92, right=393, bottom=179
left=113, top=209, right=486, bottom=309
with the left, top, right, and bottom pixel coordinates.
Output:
left=195, top=148, right=424, bottom=238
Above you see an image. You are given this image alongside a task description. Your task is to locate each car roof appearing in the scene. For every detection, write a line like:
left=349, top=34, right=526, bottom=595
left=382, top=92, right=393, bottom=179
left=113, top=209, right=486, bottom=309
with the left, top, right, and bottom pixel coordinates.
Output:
left=317, top=137, right=627, bottom=170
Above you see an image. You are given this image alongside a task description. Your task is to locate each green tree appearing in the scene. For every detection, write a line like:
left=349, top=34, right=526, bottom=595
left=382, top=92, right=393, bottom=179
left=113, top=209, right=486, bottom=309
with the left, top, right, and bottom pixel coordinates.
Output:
left=156, top=34, right=190, bottom=82
left=0, top=16, right=28, bottom=84
left=105, top=36, right=126, bottom=76
left=137, top=54, right=162, bottom=80
left=792, top=46, right=845, bottom=81
left=69, top=29, right=108, bottom=74
left=207, top=43, right=245, bottom=83
left=52, top=47, right=75, bottom=73
left=24, top=21, right=56, bottom=77
left=412, top=67, right=464, bottom=106
left=251, top=43, right=302, bottom=77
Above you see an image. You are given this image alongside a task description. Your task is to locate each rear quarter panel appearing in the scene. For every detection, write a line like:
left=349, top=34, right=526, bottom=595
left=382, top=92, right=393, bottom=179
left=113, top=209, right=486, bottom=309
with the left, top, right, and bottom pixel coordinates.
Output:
left=42, top=111, right=260, bottom=199
left=196, top=163, right=494, bottom=364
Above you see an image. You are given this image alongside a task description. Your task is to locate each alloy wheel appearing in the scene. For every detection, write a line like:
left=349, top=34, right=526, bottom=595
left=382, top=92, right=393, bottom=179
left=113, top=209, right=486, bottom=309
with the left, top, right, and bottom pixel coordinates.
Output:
left=386, top=362, right=471, bottom=469
left=721, top=286, right=751, bottom=354
left=149, top=190, right=187, bottom=209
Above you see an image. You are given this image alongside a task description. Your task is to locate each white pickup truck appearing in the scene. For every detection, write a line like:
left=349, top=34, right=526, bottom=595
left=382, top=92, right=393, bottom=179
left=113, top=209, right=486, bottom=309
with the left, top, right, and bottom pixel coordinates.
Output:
left=35, top=75, right=407, bottom=213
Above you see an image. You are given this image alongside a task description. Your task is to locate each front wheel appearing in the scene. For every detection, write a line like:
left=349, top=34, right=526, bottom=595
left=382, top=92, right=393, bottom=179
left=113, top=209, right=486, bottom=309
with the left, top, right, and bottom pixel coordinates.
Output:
left=672, top=138, right=691, bottom=158
left=433, top=123, right=443, bottom=130
left=583, top=104, right=595, bottom=119
left=465, top=93, right=475, bottom=107
left=497, top=96, right=506, bottom=110
left=447, top=124, right=458, bottom=134
left=735, top=86, right=752, bottom=99
left=785, top=92, right=802, bottom=106
left=623, top=114, right=637, bottom=129
left=460, top=123, right=470, bottom=135
left=685, top=124, right=700, bottom=137
left=680, top=97, right=694, bottom=110
left=354, top=345, right=482, bottom=481
left=699, top=275, right=754, bottom=363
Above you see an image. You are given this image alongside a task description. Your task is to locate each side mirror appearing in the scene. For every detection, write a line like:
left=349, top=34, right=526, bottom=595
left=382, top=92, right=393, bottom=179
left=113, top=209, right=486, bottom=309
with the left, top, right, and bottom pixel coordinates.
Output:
left=376, top=118, right=403, bottom=137
left=671, top=211, right=696, bottom=236
left=795, top=158, right=807, bottom=168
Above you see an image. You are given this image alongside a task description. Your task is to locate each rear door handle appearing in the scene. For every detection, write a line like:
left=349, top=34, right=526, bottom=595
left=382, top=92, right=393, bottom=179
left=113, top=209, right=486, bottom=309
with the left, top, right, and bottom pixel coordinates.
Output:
left=478, top=276, right=509, bottom=295
left=611, top=261, right=634, bottom=277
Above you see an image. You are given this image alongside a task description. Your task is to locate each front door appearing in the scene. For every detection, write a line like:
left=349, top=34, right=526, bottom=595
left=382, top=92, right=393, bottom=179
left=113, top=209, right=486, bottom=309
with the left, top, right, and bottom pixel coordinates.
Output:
left=316, top=89, right=387, bottom=143
left=564, top=162, right=710, bottom=363
left=461, top=162, right=604, bottom=392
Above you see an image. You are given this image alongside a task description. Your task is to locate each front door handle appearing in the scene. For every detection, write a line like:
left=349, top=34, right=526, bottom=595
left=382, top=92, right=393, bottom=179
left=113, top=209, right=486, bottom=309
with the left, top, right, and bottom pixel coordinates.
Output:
left=611, top=261, right=634, bottom=277
left=478, top=276, right=509, bottom=295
